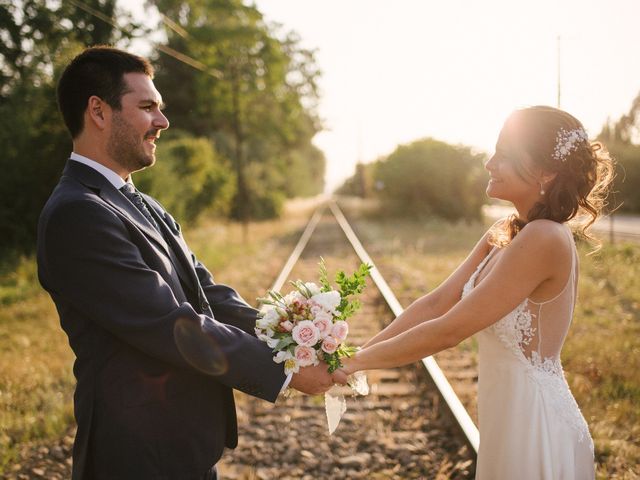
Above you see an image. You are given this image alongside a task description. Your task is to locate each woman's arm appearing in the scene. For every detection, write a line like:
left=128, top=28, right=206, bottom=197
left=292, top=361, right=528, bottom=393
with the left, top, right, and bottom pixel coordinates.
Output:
left=343, top=221, right=565, bottom=373
left=362, top=228, right=494, bottom=349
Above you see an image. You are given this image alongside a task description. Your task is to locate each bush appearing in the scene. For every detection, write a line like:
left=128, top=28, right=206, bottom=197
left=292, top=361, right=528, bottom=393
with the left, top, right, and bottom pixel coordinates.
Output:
left=373, top=138, right=487, bottom=220
left=136, top=134, right=236, bottom=224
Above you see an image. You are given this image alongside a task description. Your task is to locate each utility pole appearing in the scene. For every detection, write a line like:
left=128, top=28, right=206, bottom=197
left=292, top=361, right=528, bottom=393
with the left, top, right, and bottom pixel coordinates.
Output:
left=557, top=35, right=561, bottom=108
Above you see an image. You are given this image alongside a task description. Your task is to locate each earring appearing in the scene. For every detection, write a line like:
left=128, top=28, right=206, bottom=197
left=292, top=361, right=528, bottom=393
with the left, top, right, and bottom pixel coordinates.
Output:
left=540, top=183, right=545, bottom=195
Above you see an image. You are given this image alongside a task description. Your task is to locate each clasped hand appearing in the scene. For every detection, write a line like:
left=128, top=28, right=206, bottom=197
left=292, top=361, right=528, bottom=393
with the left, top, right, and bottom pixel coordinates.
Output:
left=289, top=362, right=350, bottom=395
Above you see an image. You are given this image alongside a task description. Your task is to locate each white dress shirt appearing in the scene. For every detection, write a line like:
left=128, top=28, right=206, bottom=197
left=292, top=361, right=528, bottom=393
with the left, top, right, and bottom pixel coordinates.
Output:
left=69, top=152, right=129, bottom=189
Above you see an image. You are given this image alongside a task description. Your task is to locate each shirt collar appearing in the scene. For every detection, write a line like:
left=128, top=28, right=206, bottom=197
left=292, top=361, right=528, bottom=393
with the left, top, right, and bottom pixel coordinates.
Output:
left=69, top=152, right=130, bottom=189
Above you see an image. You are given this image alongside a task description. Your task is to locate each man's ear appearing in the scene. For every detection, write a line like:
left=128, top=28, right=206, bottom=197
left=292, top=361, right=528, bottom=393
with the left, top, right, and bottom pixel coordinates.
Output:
left=86, top=96, right=110, bottom=130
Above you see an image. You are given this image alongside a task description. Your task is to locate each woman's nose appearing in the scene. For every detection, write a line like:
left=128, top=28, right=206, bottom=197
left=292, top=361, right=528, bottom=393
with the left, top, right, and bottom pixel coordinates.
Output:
left=485, top=155, right=497, bottom=172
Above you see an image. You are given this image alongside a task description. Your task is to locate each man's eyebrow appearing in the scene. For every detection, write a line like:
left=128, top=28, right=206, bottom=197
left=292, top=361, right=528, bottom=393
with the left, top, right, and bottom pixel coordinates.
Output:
left=139, top=99, right=166, bottom=110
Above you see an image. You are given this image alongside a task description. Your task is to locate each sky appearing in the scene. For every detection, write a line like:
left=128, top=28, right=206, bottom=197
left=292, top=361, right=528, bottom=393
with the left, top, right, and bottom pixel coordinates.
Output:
left=126, top=1, right=640, bottom=192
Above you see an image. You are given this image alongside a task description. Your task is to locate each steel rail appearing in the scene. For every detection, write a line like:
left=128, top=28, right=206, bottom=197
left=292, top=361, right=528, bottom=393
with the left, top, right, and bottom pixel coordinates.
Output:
left=270, top=205, right=326, bottom=292
left=328, top=201, right=480, bottom=454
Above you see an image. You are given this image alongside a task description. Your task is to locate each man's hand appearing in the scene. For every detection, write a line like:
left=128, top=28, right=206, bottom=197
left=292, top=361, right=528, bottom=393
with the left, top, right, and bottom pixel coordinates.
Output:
left=331, top=368, right=348, bottom=386
left=289, top=362, right=334, bottom=395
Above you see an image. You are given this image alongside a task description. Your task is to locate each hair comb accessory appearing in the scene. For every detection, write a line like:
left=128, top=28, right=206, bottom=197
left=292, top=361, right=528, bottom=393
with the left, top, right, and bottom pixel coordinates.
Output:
left=552, top=127, right=589, bottom=162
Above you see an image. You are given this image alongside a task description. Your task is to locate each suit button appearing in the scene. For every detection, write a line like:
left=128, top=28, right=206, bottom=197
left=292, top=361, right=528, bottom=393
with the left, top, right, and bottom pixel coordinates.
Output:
left=201, top=301, right=209, bottom=311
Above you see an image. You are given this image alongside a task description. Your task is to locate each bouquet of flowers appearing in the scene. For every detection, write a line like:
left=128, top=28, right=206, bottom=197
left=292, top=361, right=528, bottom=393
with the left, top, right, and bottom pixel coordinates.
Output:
left=256, top=259, right=371, bottom=375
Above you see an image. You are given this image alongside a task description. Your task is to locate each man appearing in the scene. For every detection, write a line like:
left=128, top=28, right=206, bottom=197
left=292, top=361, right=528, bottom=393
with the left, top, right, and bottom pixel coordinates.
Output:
left=37, top=46, right=336, bottom=480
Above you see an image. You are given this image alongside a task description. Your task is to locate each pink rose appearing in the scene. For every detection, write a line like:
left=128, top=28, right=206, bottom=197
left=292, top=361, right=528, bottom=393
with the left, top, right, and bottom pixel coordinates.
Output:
left=291, top=320, right=320, bottom=347
left=321, top=335, right=339, bottom=354
left=313, top=317, right=333, bottom=339
left=331, top=321, right=349, bottom=342
left=294, top=345, right=318, bottom=367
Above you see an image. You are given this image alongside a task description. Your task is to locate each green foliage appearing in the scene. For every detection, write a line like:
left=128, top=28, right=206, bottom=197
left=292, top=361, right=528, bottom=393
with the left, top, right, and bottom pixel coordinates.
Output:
left=136, top=133, right=236, bottom=223
left=334, top=262, right=372, bottom=320
left=373, top=138, right=487, bottom=220
left=318, top=257, right=331, bottom=292
left=323, top=344, right=359, bottom=373
left=233, top=161, right=286, bottom=220
left=608, top=142, right=640, bottom=213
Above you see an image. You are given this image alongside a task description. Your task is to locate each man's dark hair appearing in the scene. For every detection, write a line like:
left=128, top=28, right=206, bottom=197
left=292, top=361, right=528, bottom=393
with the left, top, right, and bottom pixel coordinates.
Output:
left=57, top=46, right=154, bottom=138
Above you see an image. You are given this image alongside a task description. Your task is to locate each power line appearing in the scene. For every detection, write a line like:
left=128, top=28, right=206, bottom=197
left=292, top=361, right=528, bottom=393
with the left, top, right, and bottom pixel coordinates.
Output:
left=63, top=0, right=223, bottom=80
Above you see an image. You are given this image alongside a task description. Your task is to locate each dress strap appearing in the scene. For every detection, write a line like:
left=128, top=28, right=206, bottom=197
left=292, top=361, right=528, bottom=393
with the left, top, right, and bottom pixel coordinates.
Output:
left=471, top=245, right=498, bottom=287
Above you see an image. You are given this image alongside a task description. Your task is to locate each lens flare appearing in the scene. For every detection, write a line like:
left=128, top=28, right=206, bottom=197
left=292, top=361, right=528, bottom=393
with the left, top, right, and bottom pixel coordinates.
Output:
left=174, top=317, right=228, bottom=376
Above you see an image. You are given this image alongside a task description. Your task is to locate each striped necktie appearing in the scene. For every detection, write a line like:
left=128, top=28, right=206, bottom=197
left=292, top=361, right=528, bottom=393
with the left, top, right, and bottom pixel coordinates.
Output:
left=120, top=183, right=161, bottom=232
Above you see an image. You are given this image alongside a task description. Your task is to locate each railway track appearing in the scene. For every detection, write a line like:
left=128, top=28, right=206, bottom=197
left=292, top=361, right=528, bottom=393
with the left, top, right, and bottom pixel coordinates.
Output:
left=5, top=201, right=480, bottom=479
left=218, top=202, right=478, bottom=479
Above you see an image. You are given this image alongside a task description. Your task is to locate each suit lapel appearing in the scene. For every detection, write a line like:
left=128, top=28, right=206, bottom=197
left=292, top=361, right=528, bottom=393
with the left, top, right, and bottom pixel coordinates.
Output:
left=63, top=161, right=170, bottom=252
left=143, top=199, right=202, bottom=296
left=62, top=161, right=195, bottom=291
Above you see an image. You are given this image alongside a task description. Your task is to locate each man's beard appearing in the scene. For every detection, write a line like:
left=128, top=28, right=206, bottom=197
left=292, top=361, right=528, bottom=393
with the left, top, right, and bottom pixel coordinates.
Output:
left=107, top=113, right=155, bottom=174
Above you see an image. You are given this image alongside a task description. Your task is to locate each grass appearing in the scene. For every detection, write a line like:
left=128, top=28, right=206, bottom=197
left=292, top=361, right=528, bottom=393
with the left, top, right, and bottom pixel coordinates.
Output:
left=1, top=199, right=638, bottom=478
left=568, top=244, right=640, bottom=479
left=0, top=257, right=75, bottom=469
left=342, top=204, right=639, bottom=480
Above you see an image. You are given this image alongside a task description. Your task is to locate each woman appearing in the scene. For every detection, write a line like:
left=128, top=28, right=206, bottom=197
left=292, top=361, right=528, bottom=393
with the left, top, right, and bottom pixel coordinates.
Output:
left=338, top=106, right=614, bottom=479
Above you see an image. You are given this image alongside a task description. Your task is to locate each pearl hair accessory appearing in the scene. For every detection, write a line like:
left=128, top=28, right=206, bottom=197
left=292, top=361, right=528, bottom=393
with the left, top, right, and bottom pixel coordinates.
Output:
left=552, top=127, right=589, bottom=162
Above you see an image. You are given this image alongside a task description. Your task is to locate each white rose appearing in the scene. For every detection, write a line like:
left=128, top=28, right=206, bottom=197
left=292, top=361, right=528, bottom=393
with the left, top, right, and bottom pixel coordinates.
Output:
left=294, top=345, right=319, bottom=367
left=311, top=306, right=332, bottom=321
left=263, top=307, right=280, bottom=324
left=331, top=321, right=349, bottom=342
left=311, top=290, right=341, bottom=314
left=304, top=282, right=321, bottom=296
left=284, top=290, right=306, bottom=305
left=321, top=335, right=339, bottom=354
left=291, top=320, right=320, bottom=347
left=256, top=308, right=279, bottom=330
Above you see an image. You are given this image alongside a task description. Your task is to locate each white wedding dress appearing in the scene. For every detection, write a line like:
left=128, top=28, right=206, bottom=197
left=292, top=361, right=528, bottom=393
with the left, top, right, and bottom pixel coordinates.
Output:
left=462, top=227, right=595, bottom=480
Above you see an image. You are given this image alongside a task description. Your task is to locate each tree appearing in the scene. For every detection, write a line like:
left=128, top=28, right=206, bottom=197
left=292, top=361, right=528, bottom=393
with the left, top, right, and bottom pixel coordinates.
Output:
left=598, top=92, right=640, bottom=213
left=151, top=0, right=324, bottom=226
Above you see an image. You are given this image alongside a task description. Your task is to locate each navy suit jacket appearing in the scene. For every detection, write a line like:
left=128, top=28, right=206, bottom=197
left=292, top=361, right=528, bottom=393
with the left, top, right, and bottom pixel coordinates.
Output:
left=37, top=160, right=286, bottom=479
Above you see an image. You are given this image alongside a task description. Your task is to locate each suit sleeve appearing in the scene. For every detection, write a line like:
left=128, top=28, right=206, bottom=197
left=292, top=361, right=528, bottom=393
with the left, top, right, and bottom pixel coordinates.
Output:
left=193, top=258, right=261, bottom=337
left=155, top=198, right=262, bottom=337
left=40, top=199, right=285, bottom=402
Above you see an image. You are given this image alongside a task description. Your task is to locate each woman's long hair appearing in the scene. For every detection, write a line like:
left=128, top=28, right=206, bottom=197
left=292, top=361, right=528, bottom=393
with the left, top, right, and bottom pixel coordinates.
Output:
left=489, top=106, right=615, bottom=249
